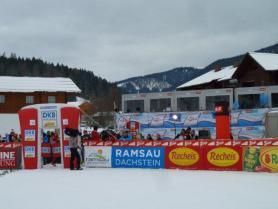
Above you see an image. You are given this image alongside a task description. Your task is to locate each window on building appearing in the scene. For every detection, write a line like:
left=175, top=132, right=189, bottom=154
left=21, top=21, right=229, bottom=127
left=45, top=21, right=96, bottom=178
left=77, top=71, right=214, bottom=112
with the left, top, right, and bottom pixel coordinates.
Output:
left=48, top=96, right=56, bottom=103
left=206, top=95, right=230, bottom=110
left=238, top=94, right=260, bottom=109
left=26, top=96, right=34, bottom=104
left=177, top=97, right=199, bottom=111
left=271, top=93, right=278, bottom=108
left=124, top=100, right=144, bottom=113
left=150, top=98, right=171, bottom=112
left=67, top=96, right=77, bottom=102
left=0, top=95, right=5, bottom=103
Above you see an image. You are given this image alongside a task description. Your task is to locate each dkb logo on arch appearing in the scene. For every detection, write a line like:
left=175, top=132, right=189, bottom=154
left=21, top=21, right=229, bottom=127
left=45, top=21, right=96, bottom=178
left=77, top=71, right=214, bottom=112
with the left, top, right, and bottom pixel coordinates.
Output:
left=41, top=110, right=57, bottom=128
left=112, top=147, right=165, bottom=169
left=42, top=111, right=57, bottom=120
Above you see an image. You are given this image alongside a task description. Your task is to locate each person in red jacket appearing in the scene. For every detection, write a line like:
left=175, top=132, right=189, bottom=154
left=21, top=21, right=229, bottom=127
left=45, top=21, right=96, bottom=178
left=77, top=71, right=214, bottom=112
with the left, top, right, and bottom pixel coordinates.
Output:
left=91, top=126, right=100, bottom=142
left=50, top=131, right=60, bottom=166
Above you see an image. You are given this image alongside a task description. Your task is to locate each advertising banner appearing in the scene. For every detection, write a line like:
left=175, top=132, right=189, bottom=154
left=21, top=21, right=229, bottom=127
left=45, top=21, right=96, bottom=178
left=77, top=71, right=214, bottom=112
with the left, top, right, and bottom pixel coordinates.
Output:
left=116, top=108, right=271, bottom=140
left=165, top=146, right=203, bottom=170
left=243, top=146, right=278, bottom=172
left=237, top=109, right=268, bottom=126
left=41, top=110, right=58, bottom=129
left=18, top=108, right=38, bottom=169
left=112, top=147, right=164, bottom=168
left=204, top=146, right=242, bottom=171
left=24, top=130, right=36, bottom=142
left=41, top=143, right=51, bottom=158
left=60, top=106, right=80, bottom=168
left=24, top=146, right=36, bottom=158
left=52, top=144, right=61, bottom=157
left=0, top=147, right=21, bottom=169
left=85, top=146, right=112, bottom=168
left=63, top=146, right=71, bottom=158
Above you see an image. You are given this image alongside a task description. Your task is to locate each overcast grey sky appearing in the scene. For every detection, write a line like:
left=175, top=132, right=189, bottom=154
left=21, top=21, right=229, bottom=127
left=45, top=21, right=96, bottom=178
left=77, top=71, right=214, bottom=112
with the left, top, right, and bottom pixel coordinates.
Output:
left=0, top=0, right=277, bottom=81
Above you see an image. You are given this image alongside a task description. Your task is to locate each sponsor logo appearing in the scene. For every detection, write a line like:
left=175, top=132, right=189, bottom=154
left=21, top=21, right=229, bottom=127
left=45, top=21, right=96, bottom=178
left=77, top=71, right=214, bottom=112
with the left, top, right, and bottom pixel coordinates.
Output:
left=24, top=146, right=35, bottom=158
left=30, top=120, right=36, bottom=126
left=88, top=149, right=108, bottom=161
left=85, top=147, right=111, bottom=168
left=169, top=147, right=199, bottom=166
left=260, top=147, right=278, bottom=171
left=112, top=147, right=164, bottom=168
left=64, top=146, right=71, bottom=157
left=0, top=151, right=16, bottom=168
left=42, top=111, right=57, bottom=128
left=52, top=147, right=61, bottom=154
left=0, top=151, right=15, bottom=160
left=24, top=130, right=36, bottom=141
left=42, top=111, right=57, bottom=119
left=207, top=147, right=239, bottom=167
left=41, top=147, right=51, bottom=154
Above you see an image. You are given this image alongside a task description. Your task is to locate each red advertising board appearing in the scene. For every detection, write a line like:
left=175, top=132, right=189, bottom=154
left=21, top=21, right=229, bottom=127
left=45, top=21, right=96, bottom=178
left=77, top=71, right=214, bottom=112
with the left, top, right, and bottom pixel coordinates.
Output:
left=204, top=146, right=242, bottom=171
left=242, top=146, right=278, bottom=173
left=41, top=143, right=61, bottom=158
left=18, top=108, right=38, bottom=169
left=60, top=107, right=80, bottom=168
left=0, top=147, right=21, bottom=169
left=165, top=146, right=204, bottom=170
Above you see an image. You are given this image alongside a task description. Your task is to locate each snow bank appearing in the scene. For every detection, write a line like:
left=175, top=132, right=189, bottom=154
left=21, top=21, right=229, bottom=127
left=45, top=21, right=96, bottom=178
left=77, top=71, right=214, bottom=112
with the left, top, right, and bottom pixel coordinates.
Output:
left=0, top=167, right=278, bottom=209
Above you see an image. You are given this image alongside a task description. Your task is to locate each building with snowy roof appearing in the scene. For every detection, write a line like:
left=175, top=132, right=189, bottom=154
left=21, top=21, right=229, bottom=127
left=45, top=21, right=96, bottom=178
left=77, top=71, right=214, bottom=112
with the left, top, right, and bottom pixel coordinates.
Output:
left=233, top=52, right=278, bottom=87
left=176, top=65, right=237, bottom=90
left=177, top=52, right=278, bottom=91
left=0, top=76, right=81, bottom=113
left=121, top=52, right=278, bottom=113
left=0, top=76, right=81, bottom=136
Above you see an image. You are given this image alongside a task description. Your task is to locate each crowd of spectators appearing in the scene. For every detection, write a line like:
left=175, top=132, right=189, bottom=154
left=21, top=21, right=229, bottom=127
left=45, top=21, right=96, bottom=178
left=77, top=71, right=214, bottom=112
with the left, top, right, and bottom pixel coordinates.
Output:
left=0, top=129, right=21, bottom=143
left=80, top=126, right=199, bottom=141
left=0, top=126, right=200, bottom=143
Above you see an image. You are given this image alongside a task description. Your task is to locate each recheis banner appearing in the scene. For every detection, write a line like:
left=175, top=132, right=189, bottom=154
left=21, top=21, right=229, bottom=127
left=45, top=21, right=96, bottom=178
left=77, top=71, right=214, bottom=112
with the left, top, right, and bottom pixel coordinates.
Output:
left=204, top=146, right=242, bottom=171
left=243, top=146, right=278, bottom=172
left=111, top=147, right=164, bottom=169
left=85, top=146, right=112, bottom=168
left=165, top=146, right=203, bottom=170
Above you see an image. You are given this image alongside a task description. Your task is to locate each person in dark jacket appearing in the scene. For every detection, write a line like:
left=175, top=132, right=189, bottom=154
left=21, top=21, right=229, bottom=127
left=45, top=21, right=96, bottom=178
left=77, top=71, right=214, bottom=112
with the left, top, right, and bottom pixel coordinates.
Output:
left=175, top=127, right=193, bottom=140
left=146, top=134, right=153, bottom=140
left=65, top=128, right=82, bottom=170
left=175, top=129, right=186, bottom=140
left=184, top=127, right=193, bottom=140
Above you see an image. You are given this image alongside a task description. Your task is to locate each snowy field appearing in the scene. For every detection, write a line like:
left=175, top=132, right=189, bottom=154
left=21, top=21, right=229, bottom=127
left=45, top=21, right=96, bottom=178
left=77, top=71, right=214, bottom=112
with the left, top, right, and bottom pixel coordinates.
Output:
left=1, top=167, right=278, bottom=209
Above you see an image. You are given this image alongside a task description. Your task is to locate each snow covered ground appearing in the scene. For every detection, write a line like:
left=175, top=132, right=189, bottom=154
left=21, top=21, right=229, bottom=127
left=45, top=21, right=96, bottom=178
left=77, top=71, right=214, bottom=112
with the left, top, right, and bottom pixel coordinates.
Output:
left=1, top=166, right=278, bottom=209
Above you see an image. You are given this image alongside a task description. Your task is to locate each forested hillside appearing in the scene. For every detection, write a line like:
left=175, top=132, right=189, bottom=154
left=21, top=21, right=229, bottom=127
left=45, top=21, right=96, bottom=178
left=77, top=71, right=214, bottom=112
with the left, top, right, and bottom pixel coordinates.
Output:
left=0, top=53, right=121, bottom=112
